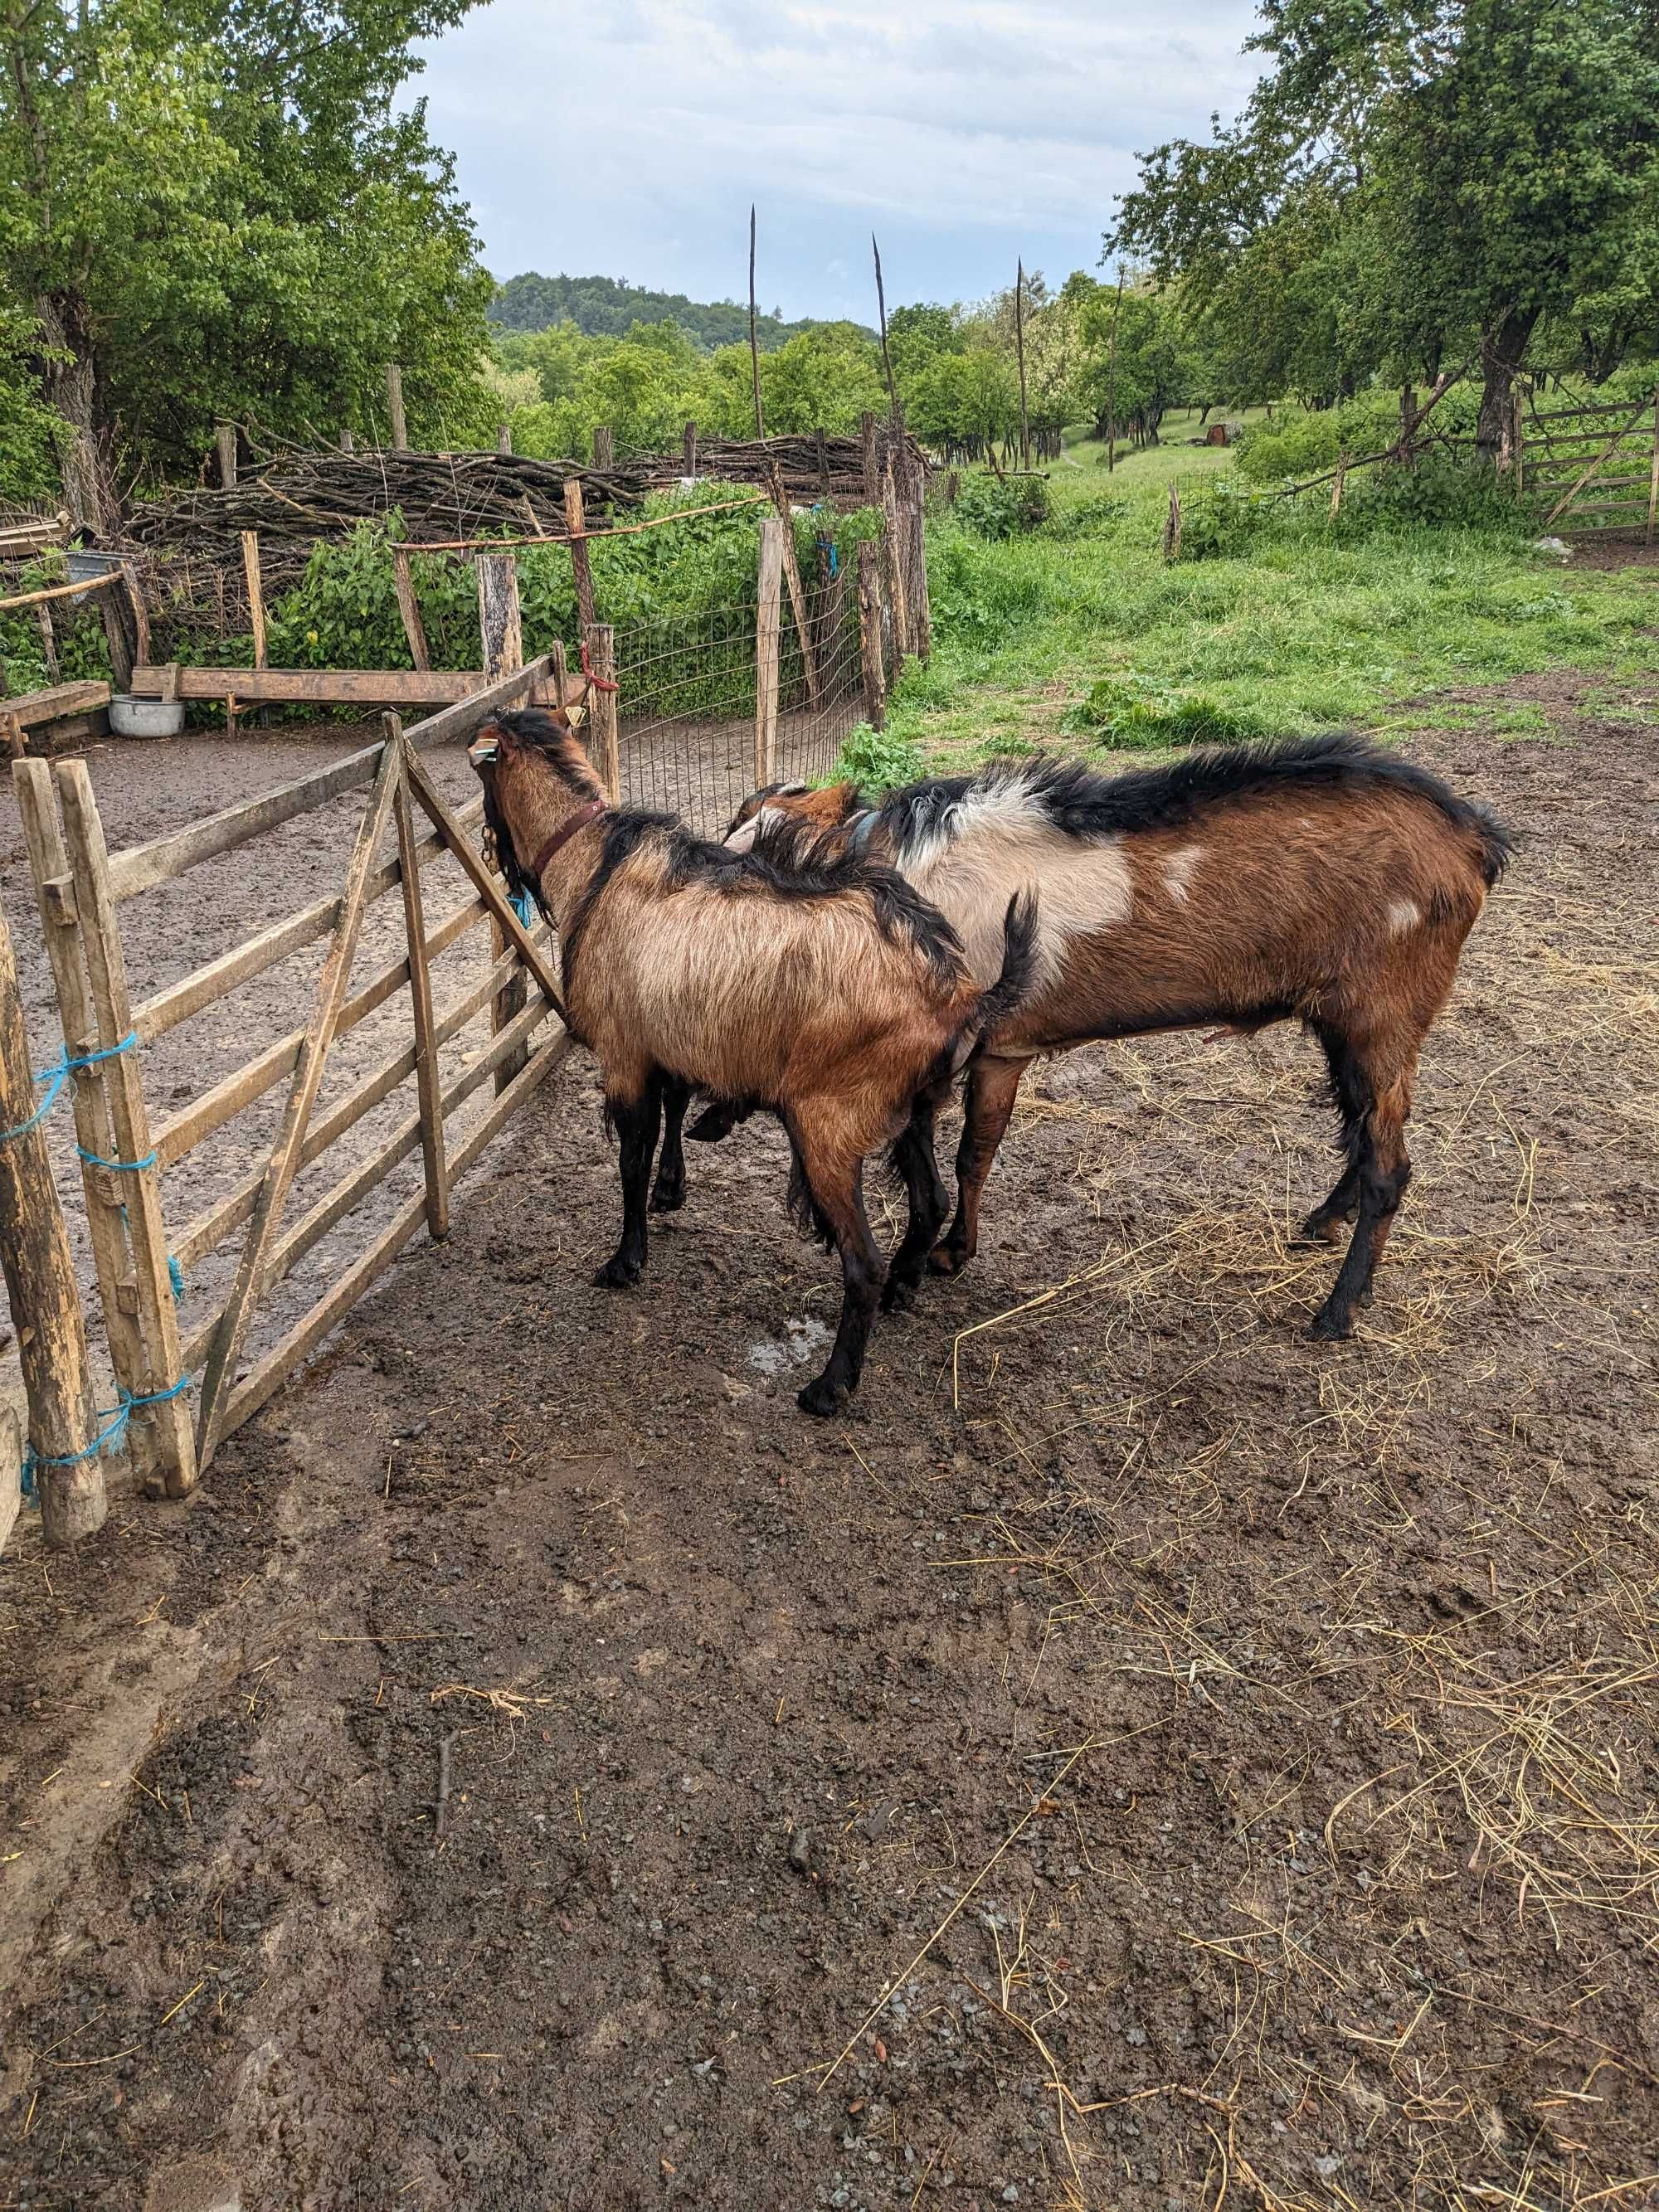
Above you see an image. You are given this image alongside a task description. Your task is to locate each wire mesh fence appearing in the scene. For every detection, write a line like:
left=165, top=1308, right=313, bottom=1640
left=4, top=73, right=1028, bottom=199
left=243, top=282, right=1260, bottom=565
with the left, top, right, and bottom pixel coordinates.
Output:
left=609, top=562, right=866, bottom=836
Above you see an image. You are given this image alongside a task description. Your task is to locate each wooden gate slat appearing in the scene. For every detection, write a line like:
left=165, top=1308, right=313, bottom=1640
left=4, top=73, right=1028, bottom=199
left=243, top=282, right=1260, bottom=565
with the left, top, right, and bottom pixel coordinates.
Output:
left=387, top=712, right=450, bottom=1240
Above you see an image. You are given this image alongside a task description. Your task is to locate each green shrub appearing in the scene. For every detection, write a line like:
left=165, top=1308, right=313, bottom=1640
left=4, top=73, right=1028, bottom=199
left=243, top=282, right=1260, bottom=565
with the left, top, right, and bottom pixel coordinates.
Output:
left=1060, top=674, right=1267, bottom=748
left=953, top=471, right=1051, bottom=539
left=830, top=720, right=922, bottom=791
left=1044, top=492, right=1131, bottom=541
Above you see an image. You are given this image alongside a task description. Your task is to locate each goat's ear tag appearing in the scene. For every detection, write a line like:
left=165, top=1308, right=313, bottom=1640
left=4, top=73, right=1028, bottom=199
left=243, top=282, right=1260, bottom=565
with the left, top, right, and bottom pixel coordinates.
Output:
left=469, top=737, right=498, bottom=766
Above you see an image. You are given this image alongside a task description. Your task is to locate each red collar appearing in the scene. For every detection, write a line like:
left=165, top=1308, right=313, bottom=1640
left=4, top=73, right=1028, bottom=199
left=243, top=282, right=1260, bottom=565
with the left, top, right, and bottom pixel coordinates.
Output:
left=527, top=799, right=606, bottom=884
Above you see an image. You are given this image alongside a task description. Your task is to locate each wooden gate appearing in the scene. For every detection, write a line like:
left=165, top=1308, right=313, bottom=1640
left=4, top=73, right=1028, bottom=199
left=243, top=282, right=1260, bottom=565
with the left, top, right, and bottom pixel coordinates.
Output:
left=12, top=656, right=573, bottom=1495
left=1522, top=391, right=1659, bottom=540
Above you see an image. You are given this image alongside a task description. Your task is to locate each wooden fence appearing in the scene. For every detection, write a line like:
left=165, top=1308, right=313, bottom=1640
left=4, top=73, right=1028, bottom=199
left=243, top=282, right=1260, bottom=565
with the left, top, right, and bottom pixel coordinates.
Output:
left=1521, top=391, right=1659, bottom=539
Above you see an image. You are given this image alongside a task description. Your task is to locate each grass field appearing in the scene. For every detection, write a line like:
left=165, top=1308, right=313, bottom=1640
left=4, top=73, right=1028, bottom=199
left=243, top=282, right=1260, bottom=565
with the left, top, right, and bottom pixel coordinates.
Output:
left=883, top=415, right=1659, bottom=771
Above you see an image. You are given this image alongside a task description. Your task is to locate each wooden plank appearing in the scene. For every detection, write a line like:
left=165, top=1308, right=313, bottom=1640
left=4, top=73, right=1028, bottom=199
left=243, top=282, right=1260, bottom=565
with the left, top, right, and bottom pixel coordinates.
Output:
left=0, top=572, right=119, bottom=616
left=0, top=908, right=99, bottom=1544
left=168, top=927, right=538, bottom=1276
left=564, top=478, right=596, bottom=631
left=129, top=664, right=479, bottom=707
left=153, top=891, right=488, bottom=1169
left=1542, top=404, right=1651, bottom=529
left=387, top=363, right=408, bottom=451
left=755, top=517, right=783, bottom=785
left=1647, top=397, right=1659, bottom=549
left=217, top=1029, right=570, bottom=1440
left=390, top=717, right=450, bottom=1237
left=11, top=762, right=155, bottom=1480
left=54, top=762, right=197, bottom=1497
left=401, top=746, right=570, bottom=1018
left=108, top=659, right=548, bottom=901
left=477, top=552, right=523, bottom=678
left=2, top=680, right=109, bottom=728
left=194, top=744, right=403, bottom=1461
left=765, top=460, right=821, bottom=706
left=1530, top=395, right=1656, bottom=425
left=241, top=532, right=268, bottom=669
left=392, top=548, right=431, bottom=672
left=584, top=623, right=620, bottom=809
left=857, top=542, right=887, bottom=734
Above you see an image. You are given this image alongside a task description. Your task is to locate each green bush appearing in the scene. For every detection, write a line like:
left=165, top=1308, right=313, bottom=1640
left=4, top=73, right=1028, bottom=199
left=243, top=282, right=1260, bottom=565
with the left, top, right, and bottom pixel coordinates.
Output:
left=953, top=471, right=1051, bottom=539
left=830, top=720, right=924, bottom=792
left=1060, top=674, right=1267, bottom=748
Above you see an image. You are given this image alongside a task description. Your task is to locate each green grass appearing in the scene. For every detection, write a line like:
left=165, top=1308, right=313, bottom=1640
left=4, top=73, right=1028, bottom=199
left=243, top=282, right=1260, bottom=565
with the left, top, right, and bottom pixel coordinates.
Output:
left=900, top=429, right=1659, bottom=767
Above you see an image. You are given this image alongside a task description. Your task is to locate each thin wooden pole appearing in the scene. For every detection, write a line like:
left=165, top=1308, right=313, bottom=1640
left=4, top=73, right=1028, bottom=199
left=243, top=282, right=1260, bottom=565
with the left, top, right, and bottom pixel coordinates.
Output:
left=1646, top=393, right=1659, bottom=548
left=34, top=604, right=58, bottom=683
left=1014, top=260, right=1031, bottom=474
left=872, top=235, right=895, bottom=407
left=476, top=552, right=523, bottom=678
left=387, top=363, right=409, bottom=451
left=748, top=206, right=766, bottom=439
left=0, top=908, right=100, bottom=1544
left=54, top=761, right=197, bottom=1496
left=0, top=573, right=120, bottom=618
left=584, top=622, right=620, bottom=805
left=564, top=478, right=596, bottom=632
left=683, top=421, right=698, bottom=475
left=12, top=761, right=155, bottom=1482
left=215, top=423, right=237, bottom=489
left=392, top=548, right=431, bottom=672
left=755, top=517, right=784, bottom=785
left=882, top=459, right=910, bottom=659
left=765, top=460, right=821, bottom=706
left=856, top=542, right=887, bottom=734
left=241, top=532, right=268, bottom=670
left=387, top=717, right=452, bottom=1223
left=1106, top=262, right=1126, bottom=473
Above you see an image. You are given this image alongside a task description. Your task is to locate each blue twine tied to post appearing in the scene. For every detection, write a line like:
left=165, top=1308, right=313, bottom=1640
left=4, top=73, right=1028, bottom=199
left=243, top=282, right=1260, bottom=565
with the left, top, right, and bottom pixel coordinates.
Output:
left=20, top=1373, right=194, bottom=1501
left=0, top=1028, right=141, bottom=1147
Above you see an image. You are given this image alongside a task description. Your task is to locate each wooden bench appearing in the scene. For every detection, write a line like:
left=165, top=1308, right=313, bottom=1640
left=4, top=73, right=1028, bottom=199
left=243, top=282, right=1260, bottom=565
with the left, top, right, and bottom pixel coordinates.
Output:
left=0, top=680, right=112, bottom=756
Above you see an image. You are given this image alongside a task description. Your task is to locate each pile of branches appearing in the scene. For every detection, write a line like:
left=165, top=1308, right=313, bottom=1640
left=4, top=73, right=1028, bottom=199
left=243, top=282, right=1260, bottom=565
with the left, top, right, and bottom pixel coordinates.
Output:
left=688, top=432, right=921, bottom=506
left=123, top=448, right=656, bottom=560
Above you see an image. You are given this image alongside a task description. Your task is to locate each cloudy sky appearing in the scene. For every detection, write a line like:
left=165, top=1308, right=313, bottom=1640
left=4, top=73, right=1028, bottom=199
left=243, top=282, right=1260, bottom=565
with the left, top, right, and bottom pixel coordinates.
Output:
left=412, top=1, right=1263, bottom=318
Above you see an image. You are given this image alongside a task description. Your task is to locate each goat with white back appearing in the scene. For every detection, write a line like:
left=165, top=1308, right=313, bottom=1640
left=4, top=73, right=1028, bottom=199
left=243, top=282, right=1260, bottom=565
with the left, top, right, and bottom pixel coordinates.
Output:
left=468, top=707, right=1034, bottom=1412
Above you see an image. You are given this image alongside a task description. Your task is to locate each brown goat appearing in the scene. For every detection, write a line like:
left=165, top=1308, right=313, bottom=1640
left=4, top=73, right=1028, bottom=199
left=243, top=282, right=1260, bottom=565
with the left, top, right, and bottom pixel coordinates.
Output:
left=719, top=738, right=1512, bottom=1339
left=468, top=708, right=1034, bottom=1412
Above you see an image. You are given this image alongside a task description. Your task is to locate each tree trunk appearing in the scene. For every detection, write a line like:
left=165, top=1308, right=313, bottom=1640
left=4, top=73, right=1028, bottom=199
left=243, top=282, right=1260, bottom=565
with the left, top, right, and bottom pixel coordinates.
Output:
left=1477, top=307, right=1540, bottom=464
left=35, top=289, right=119, bottom=536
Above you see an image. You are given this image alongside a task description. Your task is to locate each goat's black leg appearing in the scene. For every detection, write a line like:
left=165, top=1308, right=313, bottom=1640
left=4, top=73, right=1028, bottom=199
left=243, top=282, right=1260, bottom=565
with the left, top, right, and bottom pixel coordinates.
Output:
left=1311, top=1050, right=1416, bottom=1339
left=930, top=1055, right=1030, bottom=1277
left=789, top=1129, right=884, bottom=1416
left=882, top=1097, right=949, bottom=1310
left=651, top=1077, right=689, bottom=1213
left=1301, top=1023, right=1368, bottom=1245
left=594, top=1078, right=664, bottom=1289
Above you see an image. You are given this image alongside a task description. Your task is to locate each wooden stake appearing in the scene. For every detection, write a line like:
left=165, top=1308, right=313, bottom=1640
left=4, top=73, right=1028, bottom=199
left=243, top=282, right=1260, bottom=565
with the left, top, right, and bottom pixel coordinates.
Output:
left=882, top=459, right=910, bottom=659
left=755, top=517, right=784, bottom=785
left=584, top=623, right=620, bottom=805
left=387, top=717, right=452, bottom=1228
left=765, top=461, right=820, bottom=705
left=215, top=423, right=237, bottom=490
left=860, top=412, right=882, bottom=508
left=683, top=421, right=698, bottom=475
left=872, top=235, right=895, bottom=407
left=120, top=561, right=150, bottom=671
left=1162, top=482, right=1183, bottom=561
left=12, top=762, right=155, bottom=1482
left=497, top=421, right=513, bottom=457
left=54, top=761, right=197, bottom=1495
left=1647, top=394, right=1659, bottom=548
left=747, top=205, right=767, bottom=439
left=476, top=552, right=523, bottom=679
left=856, top=542, right=887, bottom=733
left=591, top=425, right=614, bottom=470
left=1014, top=260, right=1031, bottom=474
left=387, top=363, right=409, bottom=451
left=35, top=604, right=58, bottom=683
left=339, top=428, right=355, bottom=455
left=241, top=532, right=268, bottom=670
left=1330, top=462, right=1347, bottom=519
left=564, top=478, right=596, bottom=631
left=0, top=908, right=99, bottom=1544
left=392, top=548, right=431, bottom=672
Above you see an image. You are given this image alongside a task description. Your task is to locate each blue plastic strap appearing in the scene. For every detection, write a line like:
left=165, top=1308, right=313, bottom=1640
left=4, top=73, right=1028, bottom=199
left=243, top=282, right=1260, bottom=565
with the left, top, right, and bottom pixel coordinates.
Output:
left=77, top=1142, right=158, bottom=1172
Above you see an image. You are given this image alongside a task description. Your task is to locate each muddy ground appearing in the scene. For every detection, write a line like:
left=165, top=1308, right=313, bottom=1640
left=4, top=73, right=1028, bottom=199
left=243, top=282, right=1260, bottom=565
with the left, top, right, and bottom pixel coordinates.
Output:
left=1, top=690, right=1656, bottom=2212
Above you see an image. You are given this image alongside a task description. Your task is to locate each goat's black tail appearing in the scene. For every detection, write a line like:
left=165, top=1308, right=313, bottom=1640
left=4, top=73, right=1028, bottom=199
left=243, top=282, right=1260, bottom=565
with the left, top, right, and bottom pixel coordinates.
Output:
left=974, top=891, right=1039, bottom=1039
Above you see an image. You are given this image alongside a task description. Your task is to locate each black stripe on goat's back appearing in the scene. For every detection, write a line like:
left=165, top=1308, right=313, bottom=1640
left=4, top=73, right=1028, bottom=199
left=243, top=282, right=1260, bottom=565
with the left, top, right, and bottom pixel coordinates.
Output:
left=563, top=807, right=966, bottom=989
left=880, top=735, right=1513, bottom=883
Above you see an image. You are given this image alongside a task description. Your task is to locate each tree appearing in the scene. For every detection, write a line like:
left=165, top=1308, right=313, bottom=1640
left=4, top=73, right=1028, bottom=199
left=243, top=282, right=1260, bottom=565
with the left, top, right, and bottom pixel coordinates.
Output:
left=0, top=0, right=494, bottom=524
left=758, top=323, right=888, bottom=435
left=1111, top=1, right=1659, bottom=450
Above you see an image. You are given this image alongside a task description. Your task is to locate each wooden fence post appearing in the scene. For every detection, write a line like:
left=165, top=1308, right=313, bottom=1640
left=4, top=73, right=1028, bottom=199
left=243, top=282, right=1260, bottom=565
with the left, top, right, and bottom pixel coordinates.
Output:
left=497, top=422, right=513, bottom=457
left=0, top=908, right=100, bottom=1545
left=860, top=411, right=882, bottom=508
left=755, top=517, right=784, bottom=786
left=1163, top=482, right=1184, bottom=561
left=35, top=605, right=58, bottom=683
left=241, top=532, right=269, bottom=668
left=392, top=548, right=431, bottom=672
left=856, top=542, right=887, bottom=735
left=900, top=428, right=932, bottom=662
left=54, top=761, right=197, bottom=1495
left=12, top=761, right=158, bottom=1485
left=1647, top=394, right=1659, bottom=548
left=683, top=421, right=698, bottom=475
left=387, top=714, right=452, bottom=1220
left=564, top=478, right=596, bottom=632
left=387, top=363, right=409, bottom=451
left=881, top=459, right=910, bottom=662
left=592, top=426, right=614, bottom=470
left=584, top=622, right=620, bottom=805
left=764, top=459, right=821, bottom=705
left=476, top=552, right=523, bottom=678
left=339, top=428, right=355, bottom=455
left=215, top=423, right=238, bottom=490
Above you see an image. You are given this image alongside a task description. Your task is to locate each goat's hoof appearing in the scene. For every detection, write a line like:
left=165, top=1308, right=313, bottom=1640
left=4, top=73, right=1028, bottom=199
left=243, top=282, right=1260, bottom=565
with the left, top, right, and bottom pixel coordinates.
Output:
left=1309, top=1306, right=1353, bottom=1342
left=927, top=1243, right=967, bottom=1278
left=1297, top=1210, right=1355, bottom=1247
left=797, top=1374, right=848, bottom=1417
left=880, top=1274, right=918, bottom=1314
left=592, top=1255, right=642, bottom=1290
left=649, top=1182, right=685, bottom=1214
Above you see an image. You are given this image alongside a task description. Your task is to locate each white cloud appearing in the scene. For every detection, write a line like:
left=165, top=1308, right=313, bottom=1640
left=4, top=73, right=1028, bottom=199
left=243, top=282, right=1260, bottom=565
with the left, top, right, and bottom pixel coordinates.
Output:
left=413, top=0, right=1262, bottom=312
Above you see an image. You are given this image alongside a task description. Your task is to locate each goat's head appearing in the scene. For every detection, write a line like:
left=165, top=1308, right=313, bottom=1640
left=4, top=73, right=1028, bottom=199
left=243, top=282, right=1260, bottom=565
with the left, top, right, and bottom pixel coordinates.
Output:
left=469, top=705, right=605, bottom=909
left=723, top=779, right=864, bottom=853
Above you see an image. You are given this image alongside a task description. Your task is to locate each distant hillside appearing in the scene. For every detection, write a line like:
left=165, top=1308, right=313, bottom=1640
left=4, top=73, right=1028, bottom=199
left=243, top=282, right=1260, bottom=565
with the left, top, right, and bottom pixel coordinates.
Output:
left=489, top=271, right=866, bottom=352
